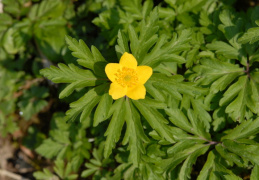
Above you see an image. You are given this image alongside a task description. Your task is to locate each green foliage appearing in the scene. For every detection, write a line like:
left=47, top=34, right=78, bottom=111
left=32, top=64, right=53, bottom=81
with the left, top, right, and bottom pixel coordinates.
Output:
left=18, top=86, right=49, bottom=120
left=1, top=0, right=259, bottom=179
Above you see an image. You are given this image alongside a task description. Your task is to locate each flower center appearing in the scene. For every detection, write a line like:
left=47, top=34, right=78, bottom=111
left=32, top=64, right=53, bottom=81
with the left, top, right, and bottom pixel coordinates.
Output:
left=115, top=67, right=138, bottom=88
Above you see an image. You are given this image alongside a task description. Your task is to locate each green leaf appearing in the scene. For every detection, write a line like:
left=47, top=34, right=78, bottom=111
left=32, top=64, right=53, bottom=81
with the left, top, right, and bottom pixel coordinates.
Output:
left=187, top=109, right=211, bottom=140
left=93, top=93, right=113, bottom=127
left=54, top=160, right=78, bottom=180
left=119, top=0, right=142, bottom=19
left=149, top=73, right=207, bottom=100
left=222, top=117, right=259, bottom=140
left=33, top=169, right=57, bottom=180
left=28, top=0, right=60, bottom=20
left=40, top=63, right=104, bottom=98
left=81, top=169, right=97, bottom=178
left=141, top=29, right=192, bottom=67
left=193, top=58, right=244, bottom=93
left=0, top=13, right=13, bottom=28
left=178, top=144, right=209, bottom=180
left=215, top=144, right=244, bottom=167
left=36, top=139, right=64, bottom=159
left=33, top=18, right=67, bottom=62
left=197, top=150, right=215, bottom=180
left=133, top=100, right=175, bottom=143
left=65, top=35, right=107, bottom=75
left=104, top=98, right=126, bottom=158
left=251, top=165, right=259, bottom=180
left=166, top=104, right=211, bottom=140
left=197, top=150, right=242, bottom=180
left=159, top=144, right=209, bottom=173
left=115, top=30, right=130, bottom=57
left=2, top=24, right=31, bottom=54
left=66, top=84, right=108, bottom=123
left=18, top=86, right=49, bottom=120
left=238, top=27, right=259, bottom=44
left=223, top=139, right=259, bottom=165
left=166, top=108, right=193, bottom=134
left=122, top=99, right=149, bottom=167
left=207, top=41, right=243, bottom=60
left=219, top=76, right=259, bottom=122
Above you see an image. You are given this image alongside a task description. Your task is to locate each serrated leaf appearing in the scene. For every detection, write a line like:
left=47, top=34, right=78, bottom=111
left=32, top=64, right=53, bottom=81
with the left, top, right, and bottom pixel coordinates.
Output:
left=187, top=109, right=211, bottom=140
left=40, top=63, right=104, bottom=98
left=222, top=117, right=259, bottom=140
left=93, top=93, right=113, bottom=127
left=207, top=41, right=242, bottom=60
left=104, top=98, right=126, bottom=158
left=66, top=84, right=108, bottom=123
left=119, top=0, right=142, bottom=19
left=197, top=150, right=215, bottom=180
left=36, top=139, right=64, bottom=159
left=122, top=99, right=149, bottom=167
left=178, top=145, right=209, bottom=180
left=159, top=144, right=208, bottom=173
left=141, top=29, right=192, bottom=67
left=193, top=58, right=244, bottom=92
left=115, top=30, right=130, bottom=56
left=28, top=0, right=60, bottom=20
left=18, top=86, right=49, bottom=120
left=197, top=150, right=242, bottom=180
left=220, top=76, right=258, bottom=122
left=33, top=169, right=58, bottom=180
left=238, top=27, right=259, bottom=44
left=81, top=169, right=97, bottom=178
left=133, top=100, right=175, bottom=143
left=65, top=35, right=106, bottom=75
left=215, top=144, right=244, bottom=167
left=191, top=98, right=212, bottom=131
left=223, top=139, right=259, bottom=165
left=150, top=73, right=207, bottom=100
left=165, top=108, right=193, bottom=134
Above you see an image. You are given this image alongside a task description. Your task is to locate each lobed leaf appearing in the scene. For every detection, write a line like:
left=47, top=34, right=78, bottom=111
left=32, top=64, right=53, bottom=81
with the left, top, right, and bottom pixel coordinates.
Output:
left=36, top=139, right=64, bottom=159
left=141, top=29, right=192, bottom=67
left=193, top=58, right=244, bottom=92
left=122, top=99, right=149, bottom=167
left=159, top=143, right=209, bottom=174
left=66, top=84, right=108, bottom=123
left=197, top=150, right=242, bottom=180
left=220, top=76, right=259, bottom=122
left=93, top=93, right=113, bottom=127
left=40, top=63, right=105, bottom=98
left=150, top=73, right=208, bottom=99
left=238, top=27, right=259, bottom=44
left=133, top=100, right=176, bottom=143
left=65, top=35, right=107, bottom=75
left=222, top=117, right=259, bottom=140
left=223, top=139, right=259, bottom=165
left=104, top=98, right=126, bottom=158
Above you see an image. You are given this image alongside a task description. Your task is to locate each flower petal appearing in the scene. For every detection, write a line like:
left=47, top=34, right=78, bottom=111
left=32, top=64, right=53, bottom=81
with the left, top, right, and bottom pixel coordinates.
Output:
left=119, top=52, right=137, bottom=69
left=136, top=66, right=153, bottom=84
left=105, top=63, right=121, bottom=82
left=126, top=84, right=146, bottom=100
left=109, top=82, right=127, bottom=100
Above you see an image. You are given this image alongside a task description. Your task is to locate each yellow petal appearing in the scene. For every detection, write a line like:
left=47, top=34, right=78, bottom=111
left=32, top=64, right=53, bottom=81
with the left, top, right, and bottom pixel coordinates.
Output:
left=109, top=82, right=127, bottom=100
left=105, top=63, right=121, bottom=82
left=119, top=52, right=137, bottom=69
left=136, top=66, right=153, bottom=84
left=126, top=84, right=146, bottom=100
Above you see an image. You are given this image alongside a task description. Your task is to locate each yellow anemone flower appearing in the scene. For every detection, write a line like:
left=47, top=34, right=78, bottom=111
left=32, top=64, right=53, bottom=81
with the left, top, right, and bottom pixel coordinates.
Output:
left=105, top=52, right=153, bottom=100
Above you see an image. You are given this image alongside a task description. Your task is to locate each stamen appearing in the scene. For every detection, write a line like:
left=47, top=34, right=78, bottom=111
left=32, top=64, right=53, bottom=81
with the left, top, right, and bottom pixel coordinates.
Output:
left=114, top=67, right=138, bottom=88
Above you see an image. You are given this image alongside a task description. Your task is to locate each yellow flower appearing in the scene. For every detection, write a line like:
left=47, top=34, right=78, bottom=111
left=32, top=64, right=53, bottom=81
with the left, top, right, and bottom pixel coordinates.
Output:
left=105, top=52, right=153, bottom=100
